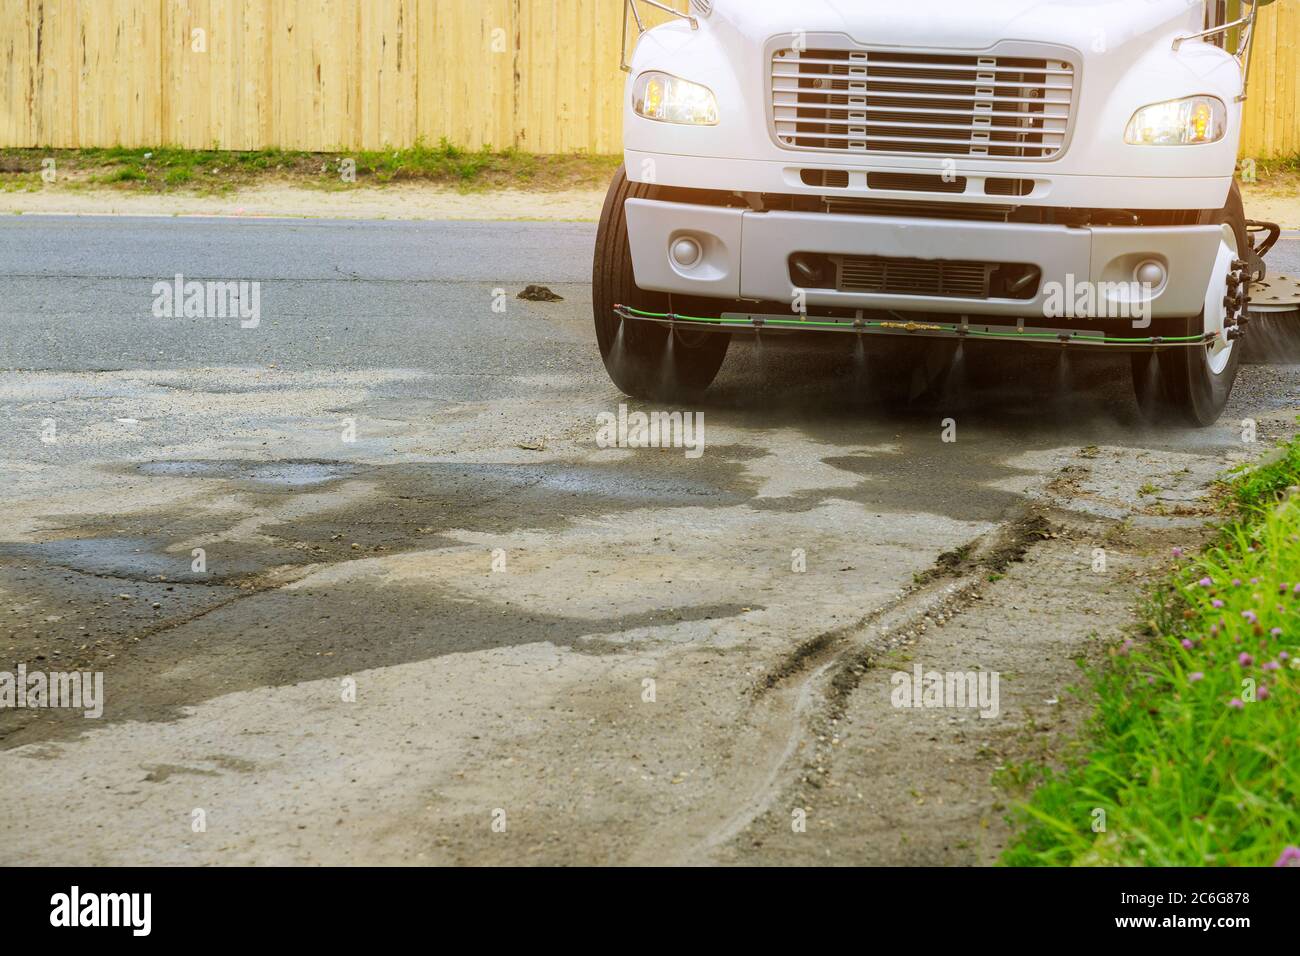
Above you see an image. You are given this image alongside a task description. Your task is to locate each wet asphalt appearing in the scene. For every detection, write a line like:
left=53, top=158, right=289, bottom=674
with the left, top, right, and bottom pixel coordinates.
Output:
left=0, top=216, right=1297, bottom=863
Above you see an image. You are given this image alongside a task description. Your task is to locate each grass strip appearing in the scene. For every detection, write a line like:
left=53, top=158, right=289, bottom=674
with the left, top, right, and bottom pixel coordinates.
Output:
left=1002, top=435, right=1300, bottom=867
left=0, top=139, right=621, bottom=194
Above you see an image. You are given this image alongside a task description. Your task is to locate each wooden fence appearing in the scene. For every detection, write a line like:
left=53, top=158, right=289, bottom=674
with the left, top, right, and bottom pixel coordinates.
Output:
left=1241, top=0, right=1300, bottom=158
left=1, top=0, right=1297, bottom=157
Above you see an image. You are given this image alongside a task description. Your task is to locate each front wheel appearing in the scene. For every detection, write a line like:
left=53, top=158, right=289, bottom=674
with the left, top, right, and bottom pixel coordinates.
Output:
left=1131, top=184, right=1247, bottom=427
left=592, top=166, right=730, bottom=401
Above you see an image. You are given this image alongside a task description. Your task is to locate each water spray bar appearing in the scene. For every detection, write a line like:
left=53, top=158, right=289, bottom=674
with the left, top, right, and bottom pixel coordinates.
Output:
left=613, top=305, right=1218, bottom=349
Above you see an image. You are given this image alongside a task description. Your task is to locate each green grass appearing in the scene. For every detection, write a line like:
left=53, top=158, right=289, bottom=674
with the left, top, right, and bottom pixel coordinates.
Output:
left=1240, top=153, right=1300, bottom=193
left=1002, top=435, right=1300, bottom=867
left=353, top=140, right=498, bottom=182
left=0, top=140, right=620, bottom=194
left=103, top=165, right=147, bottom=183
left=1249, top=154, right=1300, bottom=178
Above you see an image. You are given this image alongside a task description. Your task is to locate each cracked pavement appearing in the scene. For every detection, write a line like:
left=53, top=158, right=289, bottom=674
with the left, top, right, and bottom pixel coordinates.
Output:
left=1, top=216, right=1297, bottom=864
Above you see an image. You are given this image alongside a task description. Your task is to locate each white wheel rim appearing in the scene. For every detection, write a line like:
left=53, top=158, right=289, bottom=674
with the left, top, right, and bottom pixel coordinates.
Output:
left=1203, top=223, right=1238, bottom=376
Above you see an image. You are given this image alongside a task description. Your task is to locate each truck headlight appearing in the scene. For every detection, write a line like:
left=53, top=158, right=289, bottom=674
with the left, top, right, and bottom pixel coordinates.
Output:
left=1124, top=96, right=1226, bottom=146
left=632, top=72, right=719, bottom=126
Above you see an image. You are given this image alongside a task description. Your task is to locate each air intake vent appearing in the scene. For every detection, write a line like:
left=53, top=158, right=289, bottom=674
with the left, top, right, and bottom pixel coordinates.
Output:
left=821, top=198, right=1015, bottom=222
left=772, top=45, right=1075, bottom=160
left=835, top=256, right=995, bottom=297
left=985, top=177, right=1035, bottom=196
left=801, top=168, right=850, bottom=188
left=867, top=172, right=966, bottom=194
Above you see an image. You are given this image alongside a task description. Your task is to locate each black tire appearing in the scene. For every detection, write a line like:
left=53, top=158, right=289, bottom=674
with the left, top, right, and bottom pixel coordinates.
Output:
left=1131, top=184, right=1247, bottom=427
left=592, top=166, right=730, bottom=401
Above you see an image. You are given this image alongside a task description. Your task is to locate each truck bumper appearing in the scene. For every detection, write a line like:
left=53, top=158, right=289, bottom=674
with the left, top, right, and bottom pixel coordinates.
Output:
left=624, top=199, right=1223, bottom=320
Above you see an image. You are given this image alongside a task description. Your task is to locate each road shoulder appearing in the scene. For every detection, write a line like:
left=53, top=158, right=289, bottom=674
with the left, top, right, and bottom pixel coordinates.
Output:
left=0, top=183, right=606, bottom=222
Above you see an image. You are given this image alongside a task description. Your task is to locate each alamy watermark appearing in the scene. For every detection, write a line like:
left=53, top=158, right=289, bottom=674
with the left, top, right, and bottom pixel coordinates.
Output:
left=1042, top=275, right=1154, bottom=328
left=50, top=886, right=150, bottom=936
left=891, top=663, right=1000, bottom=719
left=0, top=664, right=104, bottom=718
left=596, top=404, right=705, bottom=459
left=151, top=273, right=260, bottom=329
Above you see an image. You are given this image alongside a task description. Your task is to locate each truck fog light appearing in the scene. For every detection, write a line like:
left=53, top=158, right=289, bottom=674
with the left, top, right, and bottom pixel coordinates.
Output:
left=1134, top=259, right=1167, bottom=292
left=790, top=253, right=828, bottom=287
left=671, top=237, right=702, bottom=268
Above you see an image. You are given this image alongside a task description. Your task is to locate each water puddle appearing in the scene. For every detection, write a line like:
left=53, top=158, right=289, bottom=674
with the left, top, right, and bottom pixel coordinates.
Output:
left=138, top=459, right=358, bottom=486
left=0, top=536, right=187, bottom=581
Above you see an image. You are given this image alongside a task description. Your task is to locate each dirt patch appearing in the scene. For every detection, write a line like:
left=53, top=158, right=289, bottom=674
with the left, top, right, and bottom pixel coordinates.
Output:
left=1242, top=163, right=1300, bottom=228
left=518, top=285, right=565, bottom=302
left=0, top=183, right=606, bottom=222
left=0, top=455, right=758, bottom=749
left=714, top=434, right=1288, bottom=865
left=1242, top=184, right=1300, bottom=229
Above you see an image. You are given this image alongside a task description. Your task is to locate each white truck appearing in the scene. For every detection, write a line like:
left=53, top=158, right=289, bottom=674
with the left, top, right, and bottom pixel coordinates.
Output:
left=593, top=0, right=1285, bottom=425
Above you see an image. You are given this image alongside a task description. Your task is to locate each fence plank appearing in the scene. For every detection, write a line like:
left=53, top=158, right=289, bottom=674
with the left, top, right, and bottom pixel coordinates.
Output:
left=0, top=0, right=34, bottom=146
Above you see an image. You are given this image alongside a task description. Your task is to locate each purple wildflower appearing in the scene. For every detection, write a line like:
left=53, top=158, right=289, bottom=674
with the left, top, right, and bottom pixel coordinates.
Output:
left=1275, top=847, right=1300, bottom=867
left=1188, top=672, right=1205, bottom=683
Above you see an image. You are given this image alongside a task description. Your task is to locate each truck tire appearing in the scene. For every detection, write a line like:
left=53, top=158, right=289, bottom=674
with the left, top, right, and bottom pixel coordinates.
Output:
left=1131, top=184, right=1247, bottom=427
left=592, top=167, right=730, bottom=401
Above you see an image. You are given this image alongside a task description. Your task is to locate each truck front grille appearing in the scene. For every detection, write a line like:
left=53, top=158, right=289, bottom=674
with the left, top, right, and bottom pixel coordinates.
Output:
left=771, top=46, right=1075, bottom=159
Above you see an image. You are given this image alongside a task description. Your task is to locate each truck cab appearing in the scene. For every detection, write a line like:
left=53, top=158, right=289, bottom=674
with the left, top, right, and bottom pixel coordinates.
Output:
left=593, top=0, right=1280, bottom=425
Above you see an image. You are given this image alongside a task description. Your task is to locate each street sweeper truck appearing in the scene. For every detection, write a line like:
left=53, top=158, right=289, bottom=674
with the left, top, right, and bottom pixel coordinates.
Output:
left=593, top=0, right=1293, bottom=425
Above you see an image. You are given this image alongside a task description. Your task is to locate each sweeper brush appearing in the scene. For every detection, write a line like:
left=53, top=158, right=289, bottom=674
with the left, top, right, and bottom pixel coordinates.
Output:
left=1242, top=271, right=1300, bottom=366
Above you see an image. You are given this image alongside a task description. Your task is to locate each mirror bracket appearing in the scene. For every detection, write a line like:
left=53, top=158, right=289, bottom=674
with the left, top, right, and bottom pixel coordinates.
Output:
left=621, top=0, right=699, bottom=73
left=1172, top=0, right=1264, bottom=102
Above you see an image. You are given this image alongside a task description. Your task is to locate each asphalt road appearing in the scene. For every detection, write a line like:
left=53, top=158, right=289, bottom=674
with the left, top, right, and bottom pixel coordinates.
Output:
left=0, top=215, right=1297, bottom=865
